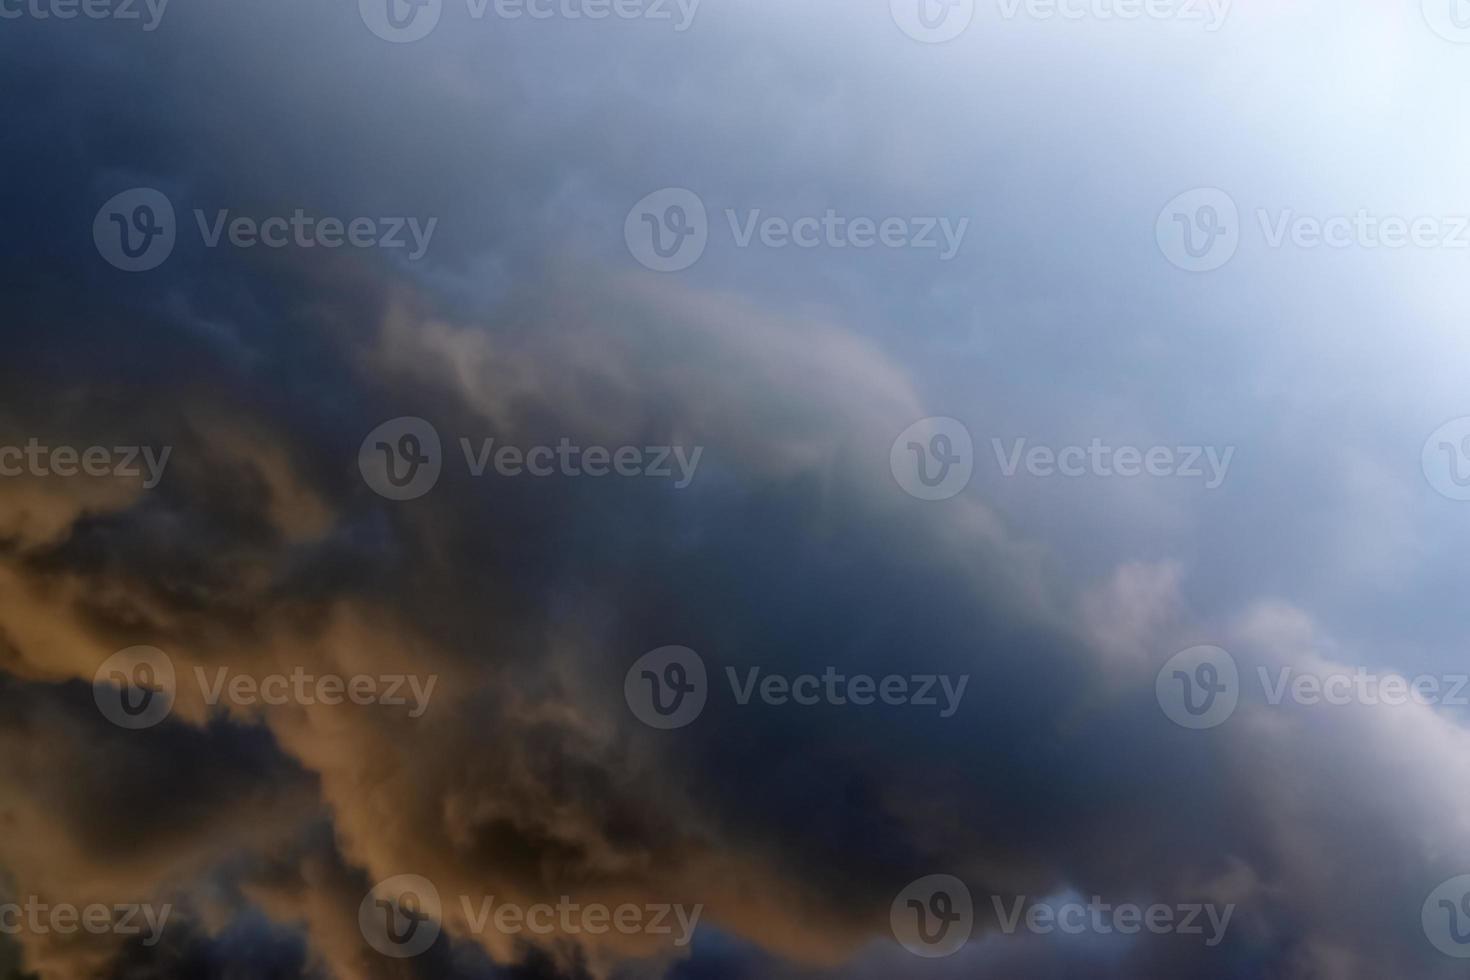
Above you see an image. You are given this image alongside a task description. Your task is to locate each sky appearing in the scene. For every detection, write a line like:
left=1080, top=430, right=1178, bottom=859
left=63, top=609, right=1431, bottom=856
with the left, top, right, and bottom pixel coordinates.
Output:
left=4, top=0, right=1470, bottom=977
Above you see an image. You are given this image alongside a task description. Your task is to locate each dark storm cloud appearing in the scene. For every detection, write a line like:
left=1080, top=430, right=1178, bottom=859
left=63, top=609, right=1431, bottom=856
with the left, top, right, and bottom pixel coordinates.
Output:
left=3, top=2, right=1470, bottom=978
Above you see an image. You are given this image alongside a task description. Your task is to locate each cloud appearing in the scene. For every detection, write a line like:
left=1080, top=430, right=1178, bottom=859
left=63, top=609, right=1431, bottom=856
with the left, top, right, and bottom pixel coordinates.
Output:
left=6, top=2, right=1470, bottom=976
